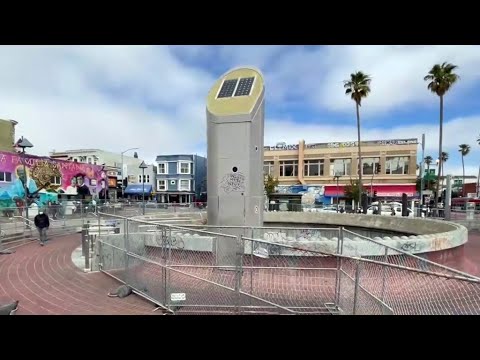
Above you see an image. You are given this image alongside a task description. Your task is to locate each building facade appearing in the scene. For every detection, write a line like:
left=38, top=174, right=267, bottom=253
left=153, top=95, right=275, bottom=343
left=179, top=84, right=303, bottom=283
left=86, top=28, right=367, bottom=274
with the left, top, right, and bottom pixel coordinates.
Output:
left=0, top=119, right=17, bottom=153
left=264, top=138, right=418, bottom=204
left=155, top=154, right=207, bottom=204
left=49, top=149, right=156, bottom=200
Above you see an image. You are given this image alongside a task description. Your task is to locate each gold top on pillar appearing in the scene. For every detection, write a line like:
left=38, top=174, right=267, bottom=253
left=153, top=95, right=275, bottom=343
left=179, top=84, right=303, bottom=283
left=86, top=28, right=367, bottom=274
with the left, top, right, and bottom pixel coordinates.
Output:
left=206, top=67, right=265, bottom=116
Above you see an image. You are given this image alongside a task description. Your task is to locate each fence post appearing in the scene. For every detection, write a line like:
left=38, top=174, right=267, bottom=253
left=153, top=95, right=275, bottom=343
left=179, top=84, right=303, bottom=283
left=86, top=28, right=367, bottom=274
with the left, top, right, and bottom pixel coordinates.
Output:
left=124, top=218, right=130, bottom=284
left=164, top=226, right=171, bottom=311
left=334, top=227, right=344, bottom=309
left=352, top=260, right=362, bottom=315
left=81, top=225, right=87, bottom=257
left=97, top=212, right=101, bottom=237
left=234, top=235, right=243, bottom=314
left=380, top=247, right=388, bottom=314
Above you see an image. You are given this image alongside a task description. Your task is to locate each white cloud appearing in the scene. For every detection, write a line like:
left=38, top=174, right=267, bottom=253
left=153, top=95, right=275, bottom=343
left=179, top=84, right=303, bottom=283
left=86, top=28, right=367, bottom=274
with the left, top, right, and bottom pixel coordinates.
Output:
left=0, top=45, right=478, bottom=176
left=218, top=45, right=480, bottom=116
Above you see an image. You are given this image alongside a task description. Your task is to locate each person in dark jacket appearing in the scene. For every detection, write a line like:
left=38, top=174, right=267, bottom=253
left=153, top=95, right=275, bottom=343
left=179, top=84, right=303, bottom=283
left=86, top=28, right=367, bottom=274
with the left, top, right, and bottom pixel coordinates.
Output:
left=34, top=210, right=50, bottom=246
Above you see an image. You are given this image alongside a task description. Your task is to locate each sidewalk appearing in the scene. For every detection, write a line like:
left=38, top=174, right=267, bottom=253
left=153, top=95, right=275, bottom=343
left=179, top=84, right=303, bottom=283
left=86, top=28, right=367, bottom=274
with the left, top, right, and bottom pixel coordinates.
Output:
left=0, top=233, right=158, bottom=315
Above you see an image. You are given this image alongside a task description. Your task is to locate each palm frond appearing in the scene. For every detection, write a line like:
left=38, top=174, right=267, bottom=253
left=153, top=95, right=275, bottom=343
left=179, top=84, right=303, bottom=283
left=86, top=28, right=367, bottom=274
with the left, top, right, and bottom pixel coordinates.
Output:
left=344, top=71, right=371, bottom=105
left=424, top=62, right=460, bottom=96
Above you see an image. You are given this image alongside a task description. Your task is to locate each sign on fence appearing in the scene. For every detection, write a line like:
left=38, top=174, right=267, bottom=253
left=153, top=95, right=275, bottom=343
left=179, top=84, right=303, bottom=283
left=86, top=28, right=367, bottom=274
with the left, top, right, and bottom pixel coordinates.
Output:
left=170, top=293, right=186, bottom=302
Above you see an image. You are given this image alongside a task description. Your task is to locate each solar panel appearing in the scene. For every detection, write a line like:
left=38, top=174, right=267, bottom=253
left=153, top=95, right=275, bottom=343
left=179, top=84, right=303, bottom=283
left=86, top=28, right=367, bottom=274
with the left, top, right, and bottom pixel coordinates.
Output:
left=234, top=77, right=255, bottom=97
left=217, top=79, right=238, bottom=98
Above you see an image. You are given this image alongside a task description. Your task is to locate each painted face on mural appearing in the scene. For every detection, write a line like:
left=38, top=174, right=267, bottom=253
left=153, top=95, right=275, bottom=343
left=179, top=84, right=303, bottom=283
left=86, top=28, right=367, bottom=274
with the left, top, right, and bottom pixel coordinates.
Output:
left=70, top=177, right=77, bottom=187
left=76, top=175, right=84, bottom=186
left=17, top=167, right=27, bottom=183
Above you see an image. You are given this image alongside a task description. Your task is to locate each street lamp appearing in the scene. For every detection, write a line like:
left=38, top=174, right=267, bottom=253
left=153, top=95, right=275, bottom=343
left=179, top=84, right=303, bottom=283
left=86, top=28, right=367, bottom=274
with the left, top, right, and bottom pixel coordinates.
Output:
left=120, top=147, right=139, bottom=198
left=333, top=173, right=341, bottom=213
left=16, top=136, right=34, bottom=227
left=139, top=161, right=148, bottom=215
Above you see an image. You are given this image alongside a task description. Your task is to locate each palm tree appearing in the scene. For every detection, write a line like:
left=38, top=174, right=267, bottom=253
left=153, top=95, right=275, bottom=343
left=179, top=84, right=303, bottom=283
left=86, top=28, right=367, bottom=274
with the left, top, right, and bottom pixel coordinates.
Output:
left=459, top=144, right=471, bottom=196
left=424, top=62, right=459, bottom=207
left=344, top=71, right=372, bottom=210
left=477, top=134, right=480, bottom=146
left=424, top=156, right=433, bottom=190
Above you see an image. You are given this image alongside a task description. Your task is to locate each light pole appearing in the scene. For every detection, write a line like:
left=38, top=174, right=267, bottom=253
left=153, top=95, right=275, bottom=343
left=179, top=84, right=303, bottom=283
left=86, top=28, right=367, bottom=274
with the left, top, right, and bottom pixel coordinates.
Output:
left=120, top=147, right=139, bottom=198
left=139, top=161, right=148, bottom=215
left=16, top=137, right=33, bottom=227
left=333, top=174, right=341, bottom=213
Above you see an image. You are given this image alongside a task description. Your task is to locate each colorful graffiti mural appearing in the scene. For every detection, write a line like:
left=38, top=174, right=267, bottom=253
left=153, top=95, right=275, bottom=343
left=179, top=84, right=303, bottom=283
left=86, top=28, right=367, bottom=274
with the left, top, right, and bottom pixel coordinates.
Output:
left=0, top=150, right=105, bottom=215
left=276, top=185, right=325, bottom=205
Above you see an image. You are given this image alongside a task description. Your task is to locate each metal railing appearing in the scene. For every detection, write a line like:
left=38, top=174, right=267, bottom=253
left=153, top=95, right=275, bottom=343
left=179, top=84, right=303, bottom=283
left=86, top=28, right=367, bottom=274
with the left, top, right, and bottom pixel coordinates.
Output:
left=92, top=212, right=480, bottom=315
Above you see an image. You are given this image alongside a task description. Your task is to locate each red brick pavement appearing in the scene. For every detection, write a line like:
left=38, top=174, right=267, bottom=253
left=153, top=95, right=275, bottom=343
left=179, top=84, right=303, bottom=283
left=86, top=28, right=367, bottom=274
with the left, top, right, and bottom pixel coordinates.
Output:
left=0, top=234, right=158, bottom=315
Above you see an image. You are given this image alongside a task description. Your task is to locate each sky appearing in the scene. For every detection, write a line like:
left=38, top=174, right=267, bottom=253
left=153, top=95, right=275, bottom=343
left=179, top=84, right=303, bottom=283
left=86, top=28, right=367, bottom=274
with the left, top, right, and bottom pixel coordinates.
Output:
left=1, top=45, right=479, bottom=177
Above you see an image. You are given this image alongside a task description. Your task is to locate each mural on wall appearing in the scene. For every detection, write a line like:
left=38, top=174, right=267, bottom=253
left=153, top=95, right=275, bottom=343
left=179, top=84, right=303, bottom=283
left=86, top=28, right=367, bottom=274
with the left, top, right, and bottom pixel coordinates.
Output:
left=276, top=185, right=325, bottom=204
left=0, top=150, right=105, bottom=214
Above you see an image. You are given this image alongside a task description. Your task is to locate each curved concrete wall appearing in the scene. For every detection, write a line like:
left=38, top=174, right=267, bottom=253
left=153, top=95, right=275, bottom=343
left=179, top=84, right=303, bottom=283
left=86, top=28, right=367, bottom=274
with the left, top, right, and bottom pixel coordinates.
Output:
left=264, top=212, right=468, bottom=255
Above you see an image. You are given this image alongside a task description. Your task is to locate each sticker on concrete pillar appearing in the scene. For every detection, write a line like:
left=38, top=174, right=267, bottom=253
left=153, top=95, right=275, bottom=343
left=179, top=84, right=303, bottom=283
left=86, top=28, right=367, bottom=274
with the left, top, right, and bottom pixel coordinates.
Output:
left=170, top=293, right=186, bottom=302
left=254, top=205, right=259, bottom=214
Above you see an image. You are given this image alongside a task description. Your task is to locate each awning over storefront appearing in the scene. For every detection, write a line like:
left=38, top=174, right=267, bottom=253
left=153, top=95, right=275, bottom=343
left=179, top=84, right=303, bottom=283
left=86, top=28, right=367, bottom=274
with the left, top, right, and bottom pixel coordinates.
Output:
left=324, top=184, right=416, bottom=198
left=124, top=184, right=153, bottom=195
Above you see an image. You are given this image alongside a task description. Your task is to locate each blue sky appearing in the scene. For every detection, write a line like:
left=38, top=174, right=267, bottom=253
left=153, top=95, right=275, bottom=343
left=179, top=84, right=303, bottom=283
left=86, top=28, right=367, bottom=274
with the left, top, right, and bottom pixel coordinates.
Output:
left=0, top=45, right=479, bottom=176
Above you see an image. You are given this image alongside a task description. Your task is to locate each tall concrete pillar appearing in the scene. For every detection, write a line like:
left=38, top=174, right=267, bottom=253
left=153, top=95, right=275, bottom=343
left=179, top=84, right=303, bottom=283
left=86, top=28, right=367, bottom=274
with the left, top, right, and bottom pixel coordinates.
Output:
left=206, top=67, right=265, bottom=266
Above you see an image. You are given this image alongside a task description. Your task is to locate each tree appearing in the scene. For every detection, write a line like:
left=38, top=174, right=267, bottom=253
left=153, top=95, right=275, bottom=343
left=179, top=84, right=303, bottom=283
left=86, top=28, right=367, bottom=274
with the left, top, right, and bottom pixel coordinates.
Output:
left=264, top=174, right=279, bottom=201
left=424, top=62, right=459, bottom=207
left=416, top=176, right=437, bottom=192
left=441, top=151, right=449, bottom=181
left=459, top=144, right=471, bottom=196
left=477, top=134, right=480, bottom=146
left=344, top=71, right=372, bottom=207
left=424, top=155, right=433, bottom=191
left=344, top=178, right=366, bottom=206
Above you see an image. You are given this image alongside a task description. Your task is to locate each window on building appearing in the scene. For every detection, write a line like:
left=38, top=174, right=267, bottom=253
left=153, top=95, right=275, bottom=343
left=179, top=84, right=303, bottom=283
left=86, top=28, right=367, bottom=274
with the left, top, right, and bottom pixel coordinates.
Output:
left=157, top=180, right=166, bottom=191
left=279, top=160, right=298, bottom=177
left=0, top=172, right=12, bottom=182
left=158, top=163, right=166, bottom=174
left=330, top=159, right=351, bottom=176
left=50, top=176, right=62, bottom=185
left=138, top=175, right=150, bottom=183
left=263, top=161, right=274, bottom=175
left=87, top=157, right=92, bottom=164
left=179, top=162, right=191, bottom=174
left=386, top=156, right=410, bottom=175
left=362, top=157, right=380, bottom=175
left=179, top=179, right=190, bottom=191
left=304, top=159, right=324, bottom=177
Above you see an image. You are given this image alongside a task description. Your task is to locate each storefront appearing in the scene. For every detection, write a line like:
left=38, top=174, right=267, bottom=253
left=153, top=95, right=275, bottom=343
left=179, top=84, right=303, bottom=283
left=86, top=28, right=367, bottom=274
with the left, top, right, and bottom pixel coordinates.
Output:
left=124, top=183, right=153, bottom=200
left=323, top=184, right=417, bottom=204
left=156, top=192, right=194, bottom=204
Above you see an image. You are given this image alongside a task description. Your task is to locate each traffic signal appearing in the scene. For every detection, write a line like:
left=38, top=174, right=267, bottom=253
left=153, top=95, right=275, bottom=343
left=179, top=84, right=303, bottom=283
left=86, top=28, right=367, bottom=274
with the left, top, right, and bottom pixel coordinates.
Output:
left=375, top=163, right=381, bottom=174
left=373, top=190, right=377, bottom=198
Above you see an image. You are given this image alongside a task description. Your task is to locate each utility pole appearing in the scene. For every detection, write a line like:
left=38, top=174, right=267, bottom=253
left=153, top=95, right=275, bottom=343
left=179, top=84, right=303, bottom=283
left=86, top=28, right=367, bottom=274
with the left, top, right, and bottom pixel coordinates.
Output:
left=419, top=134, right=425, bottom=217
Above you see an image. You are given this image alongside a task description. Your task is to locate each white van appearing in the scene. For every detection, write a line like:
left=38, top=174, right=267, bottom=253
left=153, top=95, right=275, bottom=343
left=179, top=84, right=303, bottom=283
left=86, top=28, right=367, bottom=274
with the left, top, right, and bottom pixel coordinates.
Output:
left=367, top=203, right=414, bottom=217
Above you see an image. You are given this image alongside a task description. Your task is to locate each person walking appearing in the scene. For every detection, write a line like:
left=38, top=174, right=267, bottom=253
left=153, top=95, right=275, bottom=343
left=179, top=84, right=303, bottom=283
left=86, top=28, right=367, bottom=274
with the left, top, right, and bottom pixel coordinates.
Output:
left=34, top=210, right=50, bottom=246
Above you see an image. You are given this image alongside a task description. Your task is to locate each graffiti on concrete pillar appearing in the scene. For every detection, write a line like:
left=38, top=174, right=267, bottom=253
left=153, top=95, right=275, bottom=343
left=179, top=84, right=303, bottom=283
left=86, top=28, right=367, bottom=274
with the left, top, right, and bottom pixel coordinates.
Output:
left=220, top=172, right=246, bottom=194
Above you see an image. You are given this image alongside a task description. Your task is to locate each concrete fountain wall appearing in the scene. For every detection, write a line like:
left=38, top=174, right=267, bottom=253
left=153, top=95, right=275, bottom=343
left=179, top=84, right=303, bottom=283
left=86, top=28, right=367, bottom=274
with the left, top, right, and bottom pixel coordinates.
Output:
left=93, top=210, right=468, bottom=263
left=263, top=212, right=468, bottom=256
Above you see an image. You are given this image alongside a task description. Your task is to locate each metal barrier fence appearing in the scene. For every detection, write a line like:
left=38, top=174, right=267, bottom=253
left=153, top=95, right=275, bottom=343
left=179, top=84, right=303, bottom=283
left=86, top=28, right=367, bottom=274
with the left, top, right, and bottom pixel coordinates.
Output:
left=93, top=212, right=480, bottom=315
